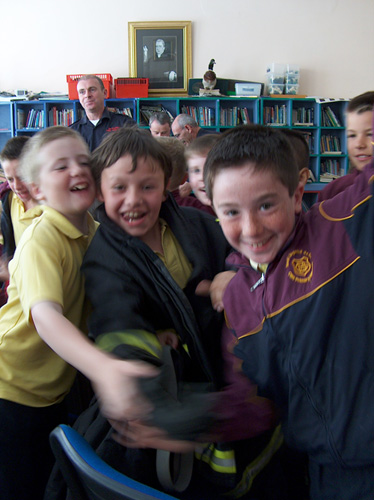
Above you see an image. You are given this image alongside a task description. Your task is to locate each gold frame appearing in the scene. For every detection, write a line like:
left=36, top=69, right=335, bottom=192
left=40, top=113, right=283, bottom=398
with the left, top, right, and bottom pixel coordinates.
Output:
left=128, top=21, right=192, bottom=96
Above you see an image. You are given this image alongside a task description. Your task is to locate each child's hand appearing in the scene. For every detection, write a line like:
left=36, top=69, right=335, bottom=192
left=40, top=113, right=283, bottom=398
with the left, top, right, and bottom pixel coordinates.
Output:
left=195, top=271, right=236, bottom=312
left=110, top=418, right=197, bottom=453
left=178, top=181, right=192, bottom=198
left=91, top=357, right=158, bottom=422
left=156, top=330, right=179, bottom=349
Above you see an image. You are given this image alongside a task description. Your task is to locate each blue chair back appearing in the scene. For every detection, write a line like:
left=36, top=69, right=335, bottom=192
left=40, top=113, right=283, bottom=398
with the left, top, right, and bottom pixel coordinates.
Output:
left=49, top=424, right=179, bottom=500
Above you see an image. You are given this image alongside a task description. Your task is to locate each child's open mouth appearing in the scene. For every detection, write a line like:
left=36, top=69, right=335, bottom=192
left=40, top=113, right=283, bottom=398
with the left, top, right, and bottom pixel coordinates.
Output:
left=123, top=211, right=146, bottom=224
left=71, top=183, right=89, bottom=192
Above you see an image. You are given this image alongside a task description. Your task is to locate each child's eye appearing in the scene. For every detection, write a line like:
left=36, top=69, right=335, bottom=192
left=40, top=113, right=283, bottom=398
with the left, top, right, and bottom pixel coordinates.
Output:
left=189, top=168, right=201, bottom=175
left=224, top=209, right=239, bottom=217
left=55, top=164, right=67, bottom=171
left=113, top=184, right=125, bottom=191
left=260, top=202, right=272, bottom=211
left=143, top=184, right=155, bottom=190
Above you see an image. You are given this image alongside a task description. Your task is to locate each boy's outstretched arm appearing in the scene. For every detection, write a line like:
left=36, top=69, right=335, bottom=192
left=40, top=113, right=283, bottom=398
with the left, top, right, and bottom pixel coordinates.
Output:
left=31, top=301, right=157, bottom=422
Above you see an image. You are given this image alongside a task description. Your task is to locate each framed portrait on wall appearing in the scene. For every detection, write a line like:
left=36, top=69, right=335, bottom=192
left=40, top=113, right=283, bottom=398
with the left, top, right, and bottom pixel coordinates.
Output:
left=128, top=21, right=192, bottom=96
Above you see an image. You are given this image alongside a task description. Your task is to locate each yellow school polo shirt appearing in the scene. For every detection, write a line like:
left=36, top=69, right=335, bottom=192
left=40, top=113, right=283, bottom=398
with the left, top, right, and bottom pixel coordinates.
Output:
left=0, top=206, right=97, bottom=407
left=9, top=191, right=43, bottom=246
left=156, top=219, right=192, bottom=289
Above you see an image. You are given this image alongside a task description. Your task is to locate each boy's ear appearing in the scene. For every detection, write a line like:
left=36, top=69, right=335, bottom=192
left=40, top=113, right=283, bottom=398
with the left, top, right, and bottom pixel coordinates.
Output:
left=299, top=168, right=309, bottom=187
left=293, top=181, right=304, bottom=214
left=97, top=189, right=104, bottom=202
left=28, top=182, right=45, bottom=202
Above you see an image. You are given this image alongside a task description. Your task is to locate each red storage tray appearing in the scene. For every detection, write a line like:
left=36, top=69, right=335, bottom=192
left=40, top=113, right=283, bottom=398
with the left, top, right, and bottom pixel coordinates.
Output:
left=115, top=78, right=149, bottom=98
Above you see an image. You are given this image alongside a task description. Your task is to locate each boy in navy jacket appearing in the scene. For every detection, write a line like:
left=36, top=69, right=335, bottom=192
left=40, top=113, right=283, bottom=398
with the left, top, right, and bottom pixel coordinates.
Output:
left=204, top=124, right=374, bottom=500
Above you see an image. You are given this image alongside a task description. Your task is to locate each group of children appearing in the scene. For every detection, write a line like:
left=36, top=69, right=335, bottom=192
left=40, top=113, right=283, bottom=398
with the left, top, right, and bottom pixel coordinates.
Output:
left=0, top=90, right=372, bottom=500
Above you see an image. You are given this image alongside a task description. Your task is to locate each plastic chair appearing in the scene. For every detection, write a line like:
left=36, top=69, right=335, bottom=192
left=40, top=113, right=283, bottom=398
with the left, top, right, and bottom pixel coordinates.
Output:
left=49, top=424, right=179, bottom=500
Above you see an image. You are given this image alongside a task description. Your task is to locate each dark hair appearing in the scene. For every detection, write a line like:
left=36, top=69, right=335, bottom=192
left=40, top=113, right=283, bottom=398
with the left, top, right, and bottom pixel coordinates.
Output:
left=347, top=91, right=374, bottom=114
left=279, top=128, right=310, bottom=171
left=204, top=124, right=299, bottom=201
left=149, top=112, right=171, bottom=127
left=185, top=134, right=220, bottom=161
left=91, top=127, right=172, bottom=191
left=0, top=136, right=30, bottom=163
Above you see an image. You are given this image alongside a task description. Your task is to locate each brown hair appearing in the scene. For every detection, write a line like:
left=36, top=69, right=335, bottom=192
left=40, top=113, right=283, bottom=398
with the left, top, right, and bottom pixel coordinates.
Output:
left=155, top=136, right=186, bottom=190
left=346, top=91, right=374, bottom=114
left=91, top=127, right=172, bottom=192
left=204, top=124, right=299, bottom=201
left=185, top=134, right=220, bottom=161
left=0, top=136, right=30, bottom=163
left=279, top=128, right=310, bottom=171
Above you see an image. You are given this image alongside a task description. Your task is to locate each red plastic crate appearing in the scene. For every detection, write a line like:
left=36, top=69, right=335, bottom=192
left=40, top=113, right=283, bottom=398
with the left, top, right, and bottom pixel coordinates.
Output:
left=115, top=78, right=149, bottom=98
left=66, top=73, right=114, bottom=100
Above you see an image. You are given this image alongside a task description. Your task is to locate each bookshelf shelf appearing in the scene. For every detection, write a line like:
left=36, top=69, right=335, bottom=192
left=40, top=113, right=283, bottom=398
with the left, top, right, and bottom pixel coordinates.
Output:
left=0, top=103, right=14, bottom=151
left=0, top=96, right=349, bottom=198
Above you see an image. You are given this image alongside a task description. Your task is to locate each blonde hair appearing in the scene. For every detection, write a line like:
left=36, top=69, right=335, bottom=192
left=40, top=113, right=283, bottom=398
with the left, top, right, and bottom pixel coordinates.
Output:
left=19, top=126, right=89, bottom=184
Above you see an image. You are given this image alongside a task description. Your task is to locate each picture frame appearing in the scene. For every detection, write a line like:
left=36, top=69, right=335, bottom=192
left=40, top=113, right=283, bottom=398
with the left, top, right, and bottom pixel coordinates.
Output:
left=128, top=21, right=192, bottom=96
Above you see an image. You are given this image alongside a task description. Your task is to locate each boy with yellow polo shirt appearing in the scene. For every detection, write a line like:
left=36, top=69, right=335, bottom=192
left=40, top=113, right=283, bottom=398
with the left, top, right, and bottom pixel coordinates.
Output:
left=0, top=136, right=42, bottom=300
left=0, top=126, right=154, bottom=500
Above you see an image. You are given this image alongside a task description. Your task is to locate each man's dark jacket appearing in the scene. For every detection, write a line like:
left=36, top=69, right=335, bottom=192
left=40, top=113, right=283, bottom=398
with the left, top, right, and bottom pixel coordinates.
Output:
left=70, top=107, right=136, bottom=151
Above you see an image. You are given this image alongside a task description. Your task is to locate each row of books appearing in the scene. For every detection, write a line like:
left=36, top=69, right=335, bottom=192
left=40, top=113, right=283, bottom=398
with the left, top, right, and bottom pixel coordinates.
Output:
left=321, top=106, right=342, bottom=127
left=17, top=109, right=44, bottom=129
left=320, top=134, right=341, bottom=153
left=181, top=106, right=216, bottom=127
left=320, top=159, right=344, bottom=181
left=263, top=105, right=287, bottom=125
left=107, top=107, right=133, bottom=118
left=292, top=107, right=315, bottom=126
left=48, top=107, right=75, bottom=127
left=300, top=131, right=314, bottom=154
left=220, top=107, right=251, bottom=126
left=181, top=106, right=215, bottom=127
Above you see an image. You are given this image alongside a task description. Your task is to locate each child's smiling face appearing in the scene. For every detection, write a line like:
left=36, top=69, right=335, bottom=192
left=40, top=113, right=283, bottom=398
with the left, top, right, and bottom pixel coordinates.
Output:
left=2, top=158, right=33, bottom=205
left=33, top=137, right=95, bottom=230
left=99, top=154, right=166, bottom=247
left=346, top=110, right=373, bottom=171
left=187, top=154, right=212, bottom=207
left=213, top=163, right=303, bottom=264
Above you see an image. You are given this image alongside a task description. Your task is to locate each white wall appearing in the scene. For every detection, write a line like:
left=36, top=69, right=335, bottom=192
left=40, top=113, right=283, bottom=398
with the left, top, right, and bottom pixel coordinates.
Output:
left=1, top=0, right=373, bottom=99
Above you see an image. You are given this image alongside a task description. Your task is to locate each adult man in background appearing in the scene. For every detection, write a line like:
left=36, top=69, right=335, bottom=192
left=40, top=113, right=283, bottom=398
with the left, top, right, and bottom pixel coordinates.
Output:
left=172, top=113, right=218, bottom=146
left=70, top=75, right=136, bottom=151
left=149, top=112, right=171, bottom=137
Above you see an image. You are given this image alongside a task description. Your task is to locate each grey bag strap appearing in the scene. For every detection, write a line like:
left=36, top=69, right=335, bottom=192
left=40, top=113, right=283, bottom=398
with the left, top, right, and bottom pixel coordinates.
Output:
left=156, top=346, right=194, bottom=493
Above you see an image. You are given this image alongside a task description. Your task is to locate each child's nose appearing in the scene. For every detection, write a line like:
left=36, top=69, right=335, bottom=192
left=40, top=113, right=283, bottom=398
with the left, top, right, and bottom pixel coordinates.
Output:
left=71, top=163, right=87, bottom=175
left=356, top=134, right=367, bottom=148
left=125, top=186, right=140, bottom=206
left=242, top=212, right=261, bottom=237
left=13, top=177, right=22, bottom=190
